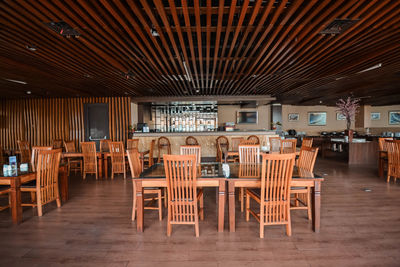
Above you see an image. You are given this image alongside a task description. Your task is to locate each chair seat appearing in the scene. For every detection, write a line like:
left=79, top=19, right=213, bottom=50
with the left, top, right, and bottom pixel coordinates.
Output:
left=291, top=186, right=307, bottom=190
left=21, top=180, right=36, bottom=188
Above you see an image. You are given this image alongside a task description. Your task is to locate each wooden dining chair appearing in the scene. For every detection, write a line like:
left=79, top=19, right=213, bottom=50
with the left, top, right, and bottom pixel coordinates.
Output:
left=180, top=145, right=202, bottom=164
left=143, top=139, right=155, bottom=168
left=231, top=137, right=244, bottom=151
left=301, top=137, right=313, bottom=148
left=291, top=147, right=319, bottom=220
left=127, top=149, right=163, bottom=221
left=378, top=137, right=393, bottom=152
left=379, top=138, right=394, bottom=177
left=17, top=140, right=31, bottom=163
left=127, top=138, right=139, bottom=150
left=52, top=139, right=63, bottom=149
left=0, top=144, right=4, bottom=165
left=81, top=142, right=98, bottom=179
left=164, top=154, right=204, bottom=237
left=238, top=144, right=261, bottom=212
left=281, top=139, right=297, bottom=154
left=247, top=135, right=260, bottom=144
left=64, top=140, right=82, bottom=175
left=109, top=141, right=126, bottom=179
left=0, top=186, right=11, bottom=211
left=31, top=146, right=52, bottom=172
left=386, top=140, right=400, bottom=183
left=100, top=139, right=111, bottom=152
left=246, top=153, right=296, bottom=238
left=216, top=136, right=229, bottom=162
left=157, top=137, right=171, bottom=163
left=269, top=137, right=281, bottom=153
left=21, top=149, right=62, bottom=217
left=185, top=136, right=199, bottom=145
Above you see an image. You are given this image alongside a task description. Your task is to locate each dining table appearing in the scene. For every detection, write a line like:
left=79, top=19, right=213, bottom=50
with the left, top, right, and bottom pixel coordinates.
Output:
left=62, top=150, right=149, bottom=178
left=0, top=163, right=68, bottom=224
left=136, top=162, right=324, bottom=233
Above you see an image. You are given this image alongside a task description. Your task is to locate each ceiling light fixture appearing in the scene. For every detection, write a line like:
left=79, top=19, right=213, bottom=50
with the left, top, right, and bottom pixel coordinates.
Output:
left=26, top=91, right=31, bottom=94
left=150, top=26, right=159, bottom=37
left=124, top=70, right=134, bottom=79
left=25, top=44, right=37, bottom=51
left=357, top=63, right=382, bottom=74
left=4, top=78, right=27, bottom=85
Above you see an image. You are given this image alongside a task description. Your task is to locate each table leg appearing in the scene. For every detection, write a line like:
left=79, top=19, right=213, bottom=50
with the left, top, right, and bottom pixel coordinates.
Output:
left=104, top=157, right=108, bottom=179
left=312, top=181, right=321, bottom=233
left=98, top=155, right=103, bottom=178
left=228, top=181, right=236, bottom=232
left=10, top=178, right=22, bottom=224
left=59, top=166, right=69, bottom=202
left=218, top=180, right=226, bottom=232
left=136, top=180, right=144, bottom=232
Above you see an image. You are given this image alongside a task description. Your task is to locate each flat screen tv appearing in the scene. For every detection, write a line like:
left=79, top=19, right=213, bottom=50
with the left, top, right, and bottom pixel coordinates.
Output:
left=237, top=111, right=258, bottom=124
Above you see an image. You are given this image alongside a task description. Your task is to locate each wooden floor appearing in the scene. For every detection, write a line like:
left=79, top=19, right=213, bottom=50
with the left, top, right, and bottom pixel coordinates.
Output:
left=1, top=158, right=400, bottom=267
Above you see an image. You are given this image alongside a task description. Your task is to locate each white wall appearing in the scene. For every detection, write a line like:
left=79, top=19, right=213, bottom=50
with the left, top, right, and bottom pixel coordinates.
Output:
left=218, top=104, right=271, bottom=130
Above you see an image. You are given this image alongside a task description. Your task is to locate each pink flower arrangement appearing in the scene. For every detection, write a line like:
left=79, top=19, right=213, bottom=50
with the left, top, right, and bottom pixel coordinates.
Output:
left=336, top=97, right=360, bottom=131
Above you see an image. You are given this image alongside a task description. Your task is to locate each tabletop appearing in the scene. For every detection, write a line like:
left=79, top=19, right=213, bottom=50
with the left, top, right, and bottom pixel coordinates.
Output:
left=139, top=162, right=322, bottom=180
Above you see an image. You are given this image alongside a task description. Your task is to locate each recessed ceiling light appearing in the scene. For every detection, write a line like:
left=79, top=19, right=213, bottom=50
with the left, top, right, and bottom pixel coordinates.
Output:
left=4, top=78, right=27, bottom=85
left=25, top=44, right=37, bottom=51
left=26, top=91, right=31, bottom=94
left=319, top=100, right=323, bottom=104
left=150, top=26, right=159, bottom=37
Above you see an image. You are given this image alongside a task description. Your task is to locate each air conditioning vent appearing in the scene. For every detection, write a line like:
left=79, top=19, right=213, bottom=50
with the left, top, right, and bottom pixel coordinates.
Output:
left=44, top=21, right=80, bottom=38
left=320, top=19, right=359, bottom=35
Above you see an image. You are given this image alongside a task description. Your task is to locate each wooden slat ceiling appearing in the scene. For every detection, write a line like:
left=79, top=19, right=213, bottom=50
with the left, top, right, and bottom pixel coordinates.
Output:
left=1, top=0, right=400, bottom=105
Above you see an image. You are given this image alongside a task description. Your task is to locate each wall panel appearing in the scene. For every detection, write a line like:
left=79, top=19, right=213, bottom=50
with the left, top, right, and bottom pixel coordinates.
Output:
left=0, top=97, right=131, bottom=151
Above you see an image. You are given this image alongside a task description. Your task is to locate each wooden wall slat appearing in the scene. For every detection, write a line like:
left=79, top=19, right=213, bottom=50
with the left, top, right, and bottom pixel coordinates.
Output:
left=0, top=97, right=131, bottom=151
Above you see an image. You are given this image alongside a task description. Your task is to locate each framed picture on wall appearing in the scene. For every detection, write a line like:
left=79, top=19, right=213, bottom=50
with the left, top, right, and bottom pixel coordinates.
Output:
left=336, top=113, right=346, bottom=120
left=389, top=111, right=400, bottom=125
left=308, top=112, right=327, bottom=126
left=371, top=112, right=380, bottom=120
left=288, top=113, right=299, bottom=121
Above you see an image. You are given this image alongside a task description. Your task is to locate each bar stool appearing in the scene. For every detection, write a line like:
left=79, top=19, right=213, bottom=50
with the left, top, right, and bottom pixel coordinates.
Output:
left=185, top=136, right=199, bottom=145
left=216, top=136, right=229, bottom=162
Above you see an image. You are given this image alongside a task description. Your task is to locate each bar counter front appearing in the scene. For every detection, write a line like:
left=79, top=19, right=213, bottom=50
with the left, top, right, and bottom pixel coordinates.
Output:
left=132, top=130, right=278, bottom=158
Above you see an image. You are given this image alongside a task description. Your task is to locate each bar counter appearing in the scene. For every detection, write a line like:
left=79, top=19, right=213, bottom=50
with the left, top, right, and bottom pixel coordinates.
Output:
left=132, top=130, right=278, bottom=158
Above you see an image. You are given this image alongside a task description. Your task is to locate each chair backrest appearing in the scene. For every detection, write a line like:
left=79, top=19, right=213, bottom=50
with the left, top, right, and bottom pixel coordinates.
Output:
left=52, top=139, right=63, bottom=149
left=100, top=139, right=111, bottom=152
left=164, top=154, right=198, bottom=223
left=240, top=140, right=257, bottom=145
left=81, top=142, right=97, bottom=172
left=157, top=137, right=171, bottom=162
left=280, top=139, right=297, bottom=154
left=216, top=136, right=229, bottom=162
left=148, top=139, right=156, bottom=166
left=64, top=140, right=76, bottom=153
left=0, top=144, right=3, bottom=165
left=185, top=136, right=199, bottom=145
left=36, top=149, right=62, bottom=205
left=127, top=149, right=142, bottom=178
left=247, top=135, right=260, bottom=144
left=31, top=146, right=53, bottom=172
left=238, top=144, right=260, bottom=163
left=238, top=163, right=260, bottom=178
left=127, top=139, right=139, bottom=150
left=386, top=140, right=400, bottom=168
left=18, top=140, right=31, bottom=163
left=109, top=142, right=125, bottom=167
left=231, top=137, right=244, bottom=151
left=301, top=137, right=313, bottom=148
left=297, top=147, right=319, bottom=172
left=180, top=145, right=201, bottom=164
left=269, top=137, right=281, bottom=152
left=260, top=153, right=295, bottom=223
left=378, top=137, right=393, bottom=151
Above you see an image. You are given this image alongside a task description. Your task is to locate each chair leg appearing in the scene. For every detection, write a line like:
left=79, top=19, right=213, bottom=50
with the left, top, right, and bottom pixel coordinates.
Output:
left=387, top=174, right=390, bottom=183
left=199, top=193, right=204, bottom=221
left=167, top=207, right=172, bottom=237
left=36, top=193, right=43, bottom=217
left=30, top=192, right=36, bottom=203
left=83, top=172, right=86, bottom=180
left=163, top=188, right=167, bottom=208
left=259, top=204, right=264, bottom=238
left=158, top=190, right=162, bottom=221
left=286, top=207, right=292, bottom=236
left=246, top=191, right=250, bottom=221
left=307, top=188, right=312, bottom=221
left=132, top=183, right=136, bottom=221
left=194, top=207, right=200, bottom=237
left=240, top=188, right=244, bottom=212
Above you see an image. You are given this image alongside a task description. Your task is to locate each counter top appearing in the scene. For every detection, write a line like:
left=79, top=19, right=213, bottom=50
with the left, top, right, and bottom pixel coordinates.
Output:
left=132, top=130, right=277, bottom=137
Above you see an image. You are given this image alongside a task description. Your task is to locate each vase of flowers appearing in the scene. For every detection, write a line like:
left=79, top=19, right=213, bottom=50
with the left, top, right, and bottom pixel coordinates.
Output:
left=336, top=97, right=360, bottom=143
